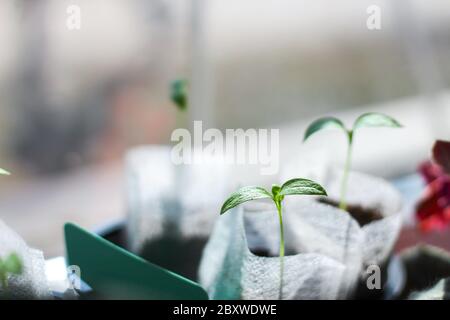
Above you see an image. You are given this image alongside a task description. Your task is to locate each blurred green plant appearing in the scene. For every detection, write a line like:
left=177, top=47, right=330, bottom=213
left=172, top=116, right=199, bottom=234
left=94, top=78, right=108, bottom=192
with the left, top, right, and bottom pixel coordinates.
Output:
left=170, top=79, right=188, bottom=111
left=0, top=253, right=23, bottom=290
left=220, top=178, right=327, bottom=299
left=304, top=112, right=401, bottom=211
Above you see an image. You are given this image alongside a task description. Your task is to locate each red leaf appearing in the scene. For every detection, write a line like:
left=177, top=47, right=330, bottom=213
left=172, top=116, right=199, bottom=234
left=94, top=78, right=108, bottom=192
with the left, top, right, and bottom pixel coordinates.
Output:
left=432, top=140, right=450, bottom=174
left=416, top=162, right=450, bottom=232
left=419, top=161, right=444, bottom=184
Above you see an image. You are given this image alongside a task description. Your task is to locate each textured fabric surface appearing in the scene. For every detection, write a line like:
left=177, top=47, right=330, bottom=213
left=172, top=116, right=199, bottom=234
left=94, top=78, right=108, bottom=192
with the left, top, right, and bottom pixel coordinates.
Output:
left=126, top=146, right=230, bottom=249
left=283, top=166, right=403, bottom=268
left=199, top=205, right=347, bottom=300
left=0, top=220, right=51, bottom=299
left=125, top=146, right=231, bottom=279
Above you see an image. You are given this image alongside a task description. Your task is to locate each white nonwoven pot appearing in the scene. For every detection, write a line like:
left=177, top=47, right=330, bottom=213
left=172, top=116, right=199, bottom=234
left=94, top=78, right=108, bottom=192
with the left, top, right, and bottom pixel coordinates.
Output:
left=198, top=203, right=348, bottom=300
left=125, top=145, right=231, bottom=280
left=284, top=166, right=403, bottom=268
left=0, top=219, right=51, bottom=299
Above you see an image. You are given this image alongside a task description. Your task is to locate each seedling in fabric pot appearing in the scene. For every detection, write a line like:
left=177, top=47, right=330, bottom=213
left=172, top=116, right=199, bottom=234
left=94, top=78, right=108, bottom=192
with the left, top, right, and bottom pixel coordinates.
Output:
left=0, top=253, right=22, bottom=290
left=304, top=112, right=402, bottom=211
left=220, top=178, right=327, bottom=299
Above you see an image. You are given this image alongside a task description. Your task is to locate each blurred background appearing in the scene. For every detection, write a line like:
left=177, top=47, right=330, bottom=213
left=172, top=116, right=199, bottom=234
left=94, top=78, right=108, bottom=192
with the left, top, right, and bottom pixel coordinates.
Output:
left=1, top=0, right=450, bottom=257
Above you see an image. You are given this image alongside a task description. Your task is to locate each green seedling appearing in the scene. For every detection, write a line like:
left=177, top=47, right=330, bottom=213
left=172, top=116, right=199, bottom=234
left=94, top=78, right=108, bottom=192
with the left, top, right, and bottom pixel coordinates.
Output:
left=304, top=112, right=401, bottom=211
left=220, top=178, right=327, bottom=299
left=0, top=168, right=10, bottom=176
left=0, top=253, right=23, bottom=290
left=170, top=79, right=188, bottom=111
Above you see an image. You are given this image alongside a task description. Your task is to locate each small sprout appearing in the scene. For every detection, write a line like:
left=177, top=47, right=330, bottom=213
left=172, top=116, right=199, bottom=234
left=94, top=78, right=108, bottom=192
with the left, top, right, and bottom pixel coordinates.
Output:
left=170, top=79, right=188, bottom=111
left=0, top=168, right=10, bottom=176
left=304, top=112, right=402, bottom=211
left=220, top=178, right=327, bottom=299
left=0, top=253, right=23, bottom=290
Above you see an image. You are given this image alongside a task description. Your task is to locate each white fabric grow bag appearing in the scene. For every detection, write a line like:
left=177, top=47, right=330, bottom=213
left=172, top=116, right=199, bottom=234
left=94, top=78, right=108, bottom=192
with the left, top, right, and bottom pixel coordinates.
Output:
left=199, top=204, right=349, bottom=300
left=0, top=219, right=51, bottom=299
left=126, top=145, right=231, bottom=279
left=200, top=163, right=403, bottom=299
left=282, top=166, right=403, bottom=269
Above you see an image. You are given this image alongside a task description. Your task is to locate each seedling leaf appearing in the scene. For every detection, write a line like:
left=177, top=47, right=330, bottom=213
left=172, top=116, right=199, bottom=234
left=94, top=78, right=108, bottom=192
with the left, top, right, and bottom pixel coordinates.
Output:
left=271, top=184, right=281, bottom=196
left=353, top=112, right=402, bottom=130
left=4, top=253, right=22, bottom=275
left=220, top=186, right=272, bottom=215
left=0, top=253, right=22, bottom=290
left=170, top=79, right=188, bottom=111
left=0, top=168, right=10, bottom=175
left=280, top=178, right=328, bottom=196
left=303, top=117, right=346, bottom=142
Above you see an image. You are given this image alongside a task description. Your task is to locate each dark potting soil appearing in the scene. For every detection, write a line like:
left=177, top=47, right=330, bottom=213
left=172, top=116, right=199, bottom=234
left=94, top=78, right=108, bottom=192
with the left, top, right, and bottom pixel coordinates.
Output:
left=139, top=235, right=208, bottom=282
left=318, top=198, right=383, bottom=227
left=97, top=219, right=207, bottom=284
left=250, top=247, right=297, bottom=258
